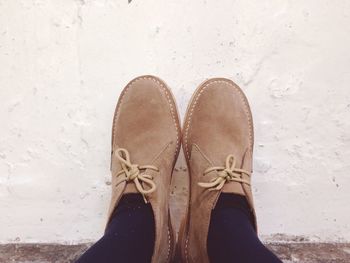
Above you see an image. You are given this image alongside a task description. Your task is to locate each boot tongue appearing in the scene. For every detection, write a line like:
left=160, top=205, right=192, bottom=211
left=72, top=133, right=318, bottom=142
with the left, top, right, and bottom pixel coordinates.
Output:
left=221, top=180, right=245, bottom=195
left=124, top=183, right=138, bottom=193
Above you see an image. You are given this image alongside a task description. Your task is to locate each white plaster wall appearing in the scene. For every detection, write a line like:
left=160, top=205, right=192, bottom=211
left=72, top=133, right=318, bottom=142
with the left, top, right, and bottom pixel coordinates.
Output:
left=0, top=0, right=350, bottom=243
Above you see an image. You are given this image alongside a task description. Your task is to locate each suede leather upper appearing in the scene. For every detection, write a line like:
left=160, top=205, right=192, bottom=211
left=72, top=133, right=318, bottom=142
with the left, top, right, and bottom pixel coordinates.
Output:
left=178, top=78, right=257, bottom=263
left=107, top=76, right=181, bottom=263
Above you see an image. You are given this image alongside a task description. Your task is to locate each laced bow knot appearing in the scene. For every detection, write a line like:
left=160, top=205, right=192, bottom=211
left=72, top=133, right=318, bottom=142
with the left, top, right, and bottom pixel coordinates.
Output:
left=114, top=148, right=158, bottom=202
left=198, top=154, right=251, bottom=191
left=124, top=164, right=140, bottom=180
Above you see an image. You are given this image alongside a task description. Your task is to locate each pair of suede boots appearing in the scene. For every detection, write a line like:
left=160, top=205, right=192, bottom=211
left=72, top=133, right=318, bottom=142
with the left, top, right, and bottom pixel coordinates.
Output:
left=107, top=75, right=256, bottom=263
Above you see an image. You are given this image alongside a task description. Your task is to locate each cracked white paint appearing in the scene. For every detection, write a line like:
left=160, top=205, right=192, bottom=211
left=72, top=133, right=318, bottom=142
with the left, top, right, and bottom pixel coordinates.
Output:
left=0, top=0, right=350, bottom=243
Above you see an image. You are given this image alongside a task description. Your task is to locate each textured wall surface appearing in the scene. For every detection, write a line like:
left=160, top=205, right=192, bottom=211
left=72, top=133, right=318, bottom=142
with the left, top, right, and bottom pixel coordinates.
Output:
left=0, top=0, right=350, bottom=244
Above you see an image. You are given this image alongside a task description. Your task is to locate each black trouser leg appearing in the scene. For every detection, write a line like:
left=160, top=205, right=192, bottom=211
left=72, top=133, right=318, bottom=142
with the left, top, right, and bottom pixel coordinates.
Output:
left=75, top=194, right=155, bottom=263
left=208, top=193, right=282, bottom=263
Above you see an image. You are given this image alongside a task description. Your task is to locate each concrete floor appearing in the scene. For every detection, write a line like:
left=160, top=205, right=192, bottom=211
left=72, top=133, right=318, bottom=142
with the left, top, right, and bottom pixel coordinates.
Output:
left=1, top=242, right=349, bottom=263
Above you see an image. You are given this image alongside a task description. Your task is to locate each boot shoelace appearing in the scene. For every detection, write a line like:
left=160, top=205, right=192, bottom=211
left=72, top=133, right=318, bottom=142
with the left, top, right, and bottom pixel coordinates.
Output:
left=115, top=148, right=158, bottom=202
left=198, top=154, right=251, bottom=191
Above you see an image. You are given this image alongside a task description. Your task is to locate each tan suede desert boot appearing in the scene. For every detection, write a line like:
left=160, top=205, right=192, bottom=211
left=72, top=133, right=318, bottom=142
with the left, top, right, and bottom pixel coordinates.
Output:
left=177, top=78, right=257, bottom=263
left=107, top=75, right=181, bottom=263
